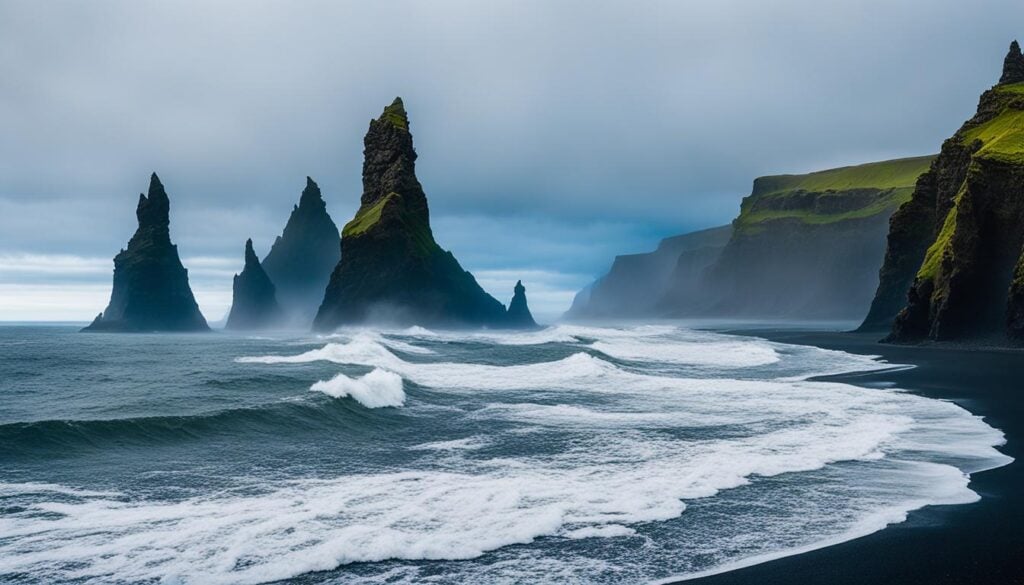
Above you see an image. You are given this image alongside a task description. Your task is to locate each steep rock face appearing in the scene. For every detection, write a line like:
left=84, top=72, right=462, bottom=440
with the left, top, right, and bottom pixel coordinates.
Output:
left=1000, top=40, right=1024, bottom=85
left=261, top=177, right=340, bottom=324
left=83, top=174, right=209, bottom=332
left=566, top=225, right=731, bottom=319
left=505, top=280, right=538, bottom=328
left=226, top=239, right=284, bottom=330
left=313, top=98, right=507, bottom=329
left=700, top=156, right=935, bottom=319
left=870, top=43, right=1024, bottom=343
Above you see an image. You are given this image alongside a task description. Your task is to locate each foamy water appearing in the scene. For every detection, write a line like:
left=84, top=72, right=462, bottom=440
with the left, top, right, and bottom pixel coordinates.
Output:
left=0, top=324, right=1012, bottom=584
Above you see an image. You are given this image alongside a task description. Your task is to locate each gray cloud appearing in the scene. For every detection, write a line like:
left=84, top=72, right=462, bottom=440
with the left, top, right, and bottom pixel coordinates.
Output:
left=1, top=0, right=1021, bottom=319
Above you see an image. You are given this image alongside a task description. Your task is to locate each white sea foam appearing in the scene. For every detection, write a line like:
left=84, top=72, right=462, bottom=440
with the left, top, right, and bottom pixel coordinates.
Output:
left=566, top=525, right=636, bottom=539
left=319, top=331, right=435, bottom=355
left=589, top=337, right=779, bottom=367
left=409, top=437, right=490, bottom=452
left=1, top=325, right=1012, bottom=584
left=311, top=368, right=406, bottom=408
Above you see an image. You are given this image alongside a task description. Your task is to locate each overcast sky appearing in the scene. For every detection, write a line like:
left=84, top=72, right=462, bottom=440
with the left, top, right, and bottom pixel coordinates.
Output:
left=1, top=0, right=1021, bottom=321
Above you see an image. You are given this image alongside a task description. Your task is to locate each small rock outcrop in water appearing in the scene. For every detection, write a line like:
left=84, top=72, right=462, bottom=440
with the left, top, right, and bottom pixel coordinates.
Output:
left=313, top=98, right=507, bottom=329
left=226, top=239, right=284, bottom=330
left=83, top=174, right=209, bottom=332
left=860, top=42, right=1024, bottom=343
left=505, top=280, right=538, bottom=328
left=261, top=177, right=341, bottom=324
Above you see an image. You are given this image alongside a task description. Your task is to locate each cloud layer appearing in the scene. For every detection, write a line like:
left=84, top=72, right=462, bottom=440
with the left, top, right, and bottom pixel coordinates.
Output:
left=1, top=0, right=1021, bottom=320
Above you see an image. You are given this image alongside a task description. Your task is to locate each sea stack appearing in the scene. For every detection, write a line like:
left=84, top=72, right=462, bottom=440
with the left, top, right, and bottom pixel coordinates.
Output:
left=860, top=42, right=1024, bottom=343
left=83, top=174, right=209, bottom=332
left=226, top=239, right=284, bottom=330
left=505, top=280, right=538, bottom=328
left=261, top=177, right=341, bottom=324
left=313, top=98, right=507, bottom=329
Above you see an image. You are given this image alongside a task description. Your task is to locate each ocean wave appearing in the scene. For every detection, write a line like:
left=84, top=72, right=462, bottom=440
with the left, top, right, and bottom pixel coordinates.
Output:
left=0, top=406, right=1004, bottom=585
left=0, top=397, right=396, bottom=455
left=311, top=368, right=406, bottom=408
left=1, top=324, right=1013, bottom=584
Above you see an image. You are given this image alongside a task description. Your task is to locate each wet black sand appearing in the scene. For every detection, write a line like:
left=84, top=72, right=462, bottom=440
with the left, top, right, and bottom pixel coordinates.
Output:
left=682, top=329, right=1024, bottom=585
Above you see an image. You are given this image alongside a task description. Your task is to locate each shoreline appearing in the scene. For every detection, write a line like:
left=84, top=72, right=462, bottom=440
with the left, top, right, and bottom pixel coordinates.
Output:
left=674, top=329, right=1023, bottom=585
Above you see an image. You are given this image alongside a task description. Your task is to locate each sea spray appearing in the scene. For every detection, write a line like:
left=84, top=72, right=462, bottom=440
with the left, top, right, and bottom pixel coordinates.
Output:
left=0, top=324, right=1012, bottom=584
left=312, top=368, right=406, bottom=408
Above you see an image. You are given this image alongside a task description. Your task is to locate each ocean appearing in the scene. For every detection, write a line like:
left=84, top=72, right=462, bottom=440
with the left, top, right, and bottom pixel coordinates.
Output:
left=0, top=324, right=1012, bottom=584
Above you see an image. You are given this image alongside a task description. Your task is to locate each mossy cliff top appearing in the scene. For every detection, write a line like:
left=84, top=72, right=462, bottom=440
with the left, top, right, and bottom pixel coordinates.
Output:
left=735, top=156, right=935, bottom=230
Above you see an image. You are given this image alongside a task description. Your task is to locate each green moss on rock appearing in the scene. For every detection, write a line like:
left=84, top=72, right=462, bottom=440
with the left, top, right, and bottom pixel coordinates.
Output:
left=380, top=97, right=409, bottom=130
left=916, top=190, right=962, bottom=281
left=735, top=156, right=934, bottom=231
left=343, top=192, right=397, bottom=237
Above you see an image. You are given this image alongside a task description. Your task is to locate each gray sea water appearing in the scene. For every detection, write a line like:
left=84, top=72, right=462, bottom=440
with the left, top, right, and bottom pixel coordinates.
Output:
left=0, top=324, right=1012, bottom=584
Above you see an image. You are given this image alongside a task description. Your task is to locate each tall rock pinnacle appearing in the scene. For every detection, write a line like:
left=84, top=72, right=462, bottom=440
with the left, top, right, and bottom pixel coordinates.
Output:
left=313, top=97, right=507, bottom=329
left=1000, top=40, right=1024, bottom=85
left=83, top=174, right=209, bottom=332
left=505, top=280, right=539, bottom=329
left=261, top=176, right=341, bottom=324
left=226, top=239, right=284, bottom=330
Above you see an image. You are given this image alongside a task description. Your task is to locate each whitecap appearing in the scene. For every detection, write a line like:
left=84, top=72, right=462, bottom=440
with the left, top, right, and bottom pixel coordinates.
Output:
left=311, top=368, right=405, bottom=408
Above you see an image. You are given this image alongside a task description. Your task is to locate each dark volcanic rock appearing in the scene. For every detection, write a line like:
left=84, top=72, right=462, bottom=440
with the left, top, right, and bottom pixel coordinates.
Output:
left=313, top=98, right=507, bottom=329
left=505, top=280, right=538, bottom=328
left=566, top=225, right=731, bottom=319
left=261, top=177, right=341, bottom=324
left=695, top=157, right=933, bottom=320
left=226, top=239, right=284, bottom=330
left=1000, top=40, right=1024, bottom=85
left=83, top=174, right=209, bottom=332
left=867, top=43, right=1024, bottom=343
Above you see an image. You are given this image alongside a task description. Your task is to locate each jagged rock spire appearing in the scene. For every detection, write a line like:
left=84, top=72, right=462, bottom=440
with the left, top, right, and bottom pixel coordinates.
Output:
left=505, top=279, right=538, bottom=329
left=1000, top=40, right=1024, bottom=85
left=360, top=96, right=426, bottom=219
left=244, top=238, right=258, bottom=266
left=298, top=176, right=326, bottom=209
left=83, top=174, right=208, bottom=332
left=260, top=176, right=341, bottom=324
left=312, top=98, right=508, bottom=330
left=135, top=173, right=170, bottom=233
left=227, top=238, right=283, bottom=330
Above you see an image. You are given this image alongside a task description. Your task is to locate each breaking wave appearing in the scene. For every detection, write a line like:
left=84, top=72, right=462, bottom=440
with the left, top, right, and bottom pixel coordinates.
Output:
left=0, top=324, right=1011, bottom=584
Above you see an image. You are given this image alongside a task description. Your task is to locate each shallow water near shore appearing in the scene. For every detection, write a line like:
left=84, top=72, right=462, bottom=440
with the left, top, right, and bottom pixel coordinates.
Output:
left=0, top=324, right=1012, bottom=584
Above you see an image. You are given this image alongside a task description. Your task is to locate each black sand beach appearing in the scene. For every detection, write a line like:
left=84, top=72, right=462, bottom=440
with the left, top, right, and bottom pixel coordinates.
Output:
left=684, top=330, right=1024, bottom=585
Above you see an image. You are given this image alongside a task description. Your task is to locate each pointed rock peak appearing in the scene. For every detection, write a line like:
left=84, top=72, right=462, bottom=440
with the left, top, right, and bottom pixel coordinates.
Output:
left=136, top=173, right=170, bottom=229
left=505, top=278, right=538, bottom=329
left=1000, top=40, right=1024, bottom=85
left=379, top=97, right=409, bottom=130
left=244, top=238, right=259, bottom=266
left=299, top=176, right=325, bottom=208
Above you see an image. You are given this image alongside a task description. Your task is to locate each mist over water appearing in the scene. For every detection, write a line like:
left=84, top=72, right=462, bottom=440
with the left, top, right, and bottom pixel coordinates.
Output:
left=0, top=324, right=1011, bottom=584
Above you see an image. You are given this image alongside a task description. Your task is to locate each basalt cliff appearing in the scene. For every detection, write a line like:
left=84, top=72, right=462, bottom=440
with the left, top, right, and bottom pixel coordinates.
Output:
left=313, top=98, right=508, bottom=329
left=688, top=156, right=935, bottom=319
left=83, top=174, right=209, bottom=332
left=226, top=239, right=284, bottom=330
left=569, top=156, right=933, bottom=321
left=566, top=225, right=731, bottom=319
left=261, top=177, right=340, bottom=324
left=862, top=42, right=1024, bottom=343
